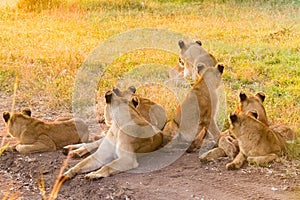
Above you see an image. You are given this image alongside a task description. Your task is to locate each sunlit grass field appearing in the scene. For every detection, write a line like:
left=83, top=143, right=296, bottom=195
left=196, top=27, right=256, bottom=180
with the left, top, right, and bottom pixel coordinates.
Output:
left=0, top=0, right=299, bottom=152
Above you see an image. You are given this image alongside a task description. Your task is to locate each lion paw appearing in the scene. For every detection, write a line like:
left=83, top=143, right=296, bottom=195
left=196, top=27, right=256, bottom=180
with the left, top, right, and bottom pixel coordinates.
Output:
left=85, top=172, right=106, bottom=180
left=226, top=162, right=238, bottom=170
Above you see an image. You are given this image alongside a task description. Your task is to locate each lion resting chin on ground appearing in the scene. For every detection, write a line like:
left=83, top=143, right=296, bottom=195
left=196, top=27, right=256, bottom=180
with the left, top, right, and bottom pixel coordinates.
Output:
left=61, top=89, right=163, bottom=180
left=226, top=111, right=286, bottom=170
left=2, top=108, right=89, bottom=154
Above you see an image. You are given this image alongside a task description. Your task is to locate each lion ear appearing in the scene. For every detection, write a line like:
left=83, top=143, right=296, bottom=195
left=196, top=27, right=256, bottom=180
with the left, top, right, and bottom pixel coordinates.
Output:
left=22, top=108, right=31, bottom=117
left=128, top=86, right=136, bottom=94
left=112, top=87, right=121, bottom=96
left=248, top=110, right=258, bottom=119
left=195, top=40, right=202, bottom=46
left=239, top=92, right=247, bottom=102
left=131, top=96, right=139, bottom=108
left=197, top=64, right=206, bottom=74
left=178, top=40, right=185, bottom=49
left=229, top=113, right=238, bottom=123
left=105, top=91, right=113, bottom=104
left=255, top=92, right=266, bottom=102
left=216, top=63, right=224, bottom=74
left=3, top=112, right=10, bottom=123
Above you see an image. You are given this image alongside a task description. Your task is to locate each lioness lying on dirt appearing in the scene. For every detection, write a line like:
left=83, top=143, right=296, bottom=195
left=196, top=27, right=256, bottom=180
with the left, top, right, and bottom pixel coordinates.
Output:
left=64, top=86, right=167, bottom=158
left=2, top=108, right=89, bottom=154
left=226, top=111, right=287, bottom=170
left=61, top=89, right=163, bottom=180
left=169, top=40, right=218, bottom=81
left=163, top=63, right=224, bottom=152
left=200, top=91, right=268, bottom=161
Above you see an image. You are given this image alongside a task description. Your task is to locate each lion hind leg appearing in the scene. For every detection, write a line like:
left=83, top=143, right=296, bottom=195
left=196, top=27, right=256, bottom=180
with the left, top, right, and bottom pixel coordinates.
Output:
left=208, top=120, right=221, bottom=141
left=85, top=147, right=138, bottom=179
left=199, top=147, right=226, bottom=162
left=187, top=127, right=207, bottom=153
left=247, top=154, right=278, bottom=166
left=16, top=135, right=56, bottom=154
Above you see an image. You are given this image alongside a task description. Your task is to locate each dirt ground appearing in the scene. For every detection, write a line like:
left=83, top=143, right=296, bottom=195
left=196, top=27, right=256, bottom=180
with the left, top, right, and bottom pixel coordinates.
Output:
left=0, top=91, right=299, bottom=200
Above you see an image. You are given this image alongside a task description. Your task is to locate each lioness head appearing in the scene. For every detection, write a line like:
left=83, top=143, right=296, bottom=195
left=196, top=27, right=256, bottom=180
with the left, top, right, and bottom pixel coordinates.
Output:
left=236, top=91, right=268, bottom=125
left=178, top=40, right=217, bottom=80
left=229, top=110, right=259, bottom=138
left=113, top=86, right=136, bottom=99
left=104, top=87, right=139, bottom=126
left=196, top=63, right=224, bottom=89
left=2, top=108, right=32, bottom=137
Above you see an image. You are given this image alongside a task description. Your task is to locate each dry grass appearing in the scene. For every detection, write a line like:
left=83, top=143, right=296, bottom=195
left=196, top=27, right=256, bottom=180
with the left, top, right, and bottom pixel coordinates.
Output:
left=0, top=0, right=299, bottom=198
left=0, top=0, right=299, bottom=144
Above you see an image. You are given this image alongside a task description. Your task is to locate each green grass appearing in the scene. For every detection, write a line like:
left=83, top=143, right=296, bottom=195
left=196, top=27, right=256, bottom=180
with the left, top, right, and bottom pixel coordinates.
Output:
left=0, top=0, right=299, bottom=137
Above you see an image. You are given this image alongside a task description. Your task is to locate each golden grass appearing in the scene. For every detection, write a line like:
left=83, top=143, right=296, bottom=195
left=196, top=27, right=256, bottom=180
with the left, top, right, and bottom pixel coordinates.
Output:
left=0, top=1, right=299, bottom=199
left=0, top=1, right=298, bottom=122
left=0, top=0, right=299, bottom=125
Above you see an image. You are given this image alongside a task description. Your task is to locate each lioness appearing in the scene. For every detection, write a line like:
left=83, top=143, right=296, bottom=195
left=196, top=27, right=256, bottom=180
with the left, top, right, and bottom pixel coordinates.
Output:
left=226, top=111, right=286, bottom=170
left=61, top=89, right=163, bottom=180
left=64, top=86, right=167, bottom=158
left=112, top=86, right=167, bottom=130
left=200, top=91, right=295, bottom=162
left=2, top=108, right=89, bottom=154
left=200, top=91, right=268, bottom=161
left=163, top=63, right=224, bottom=152
left=169, top=40, right=218, bottom=81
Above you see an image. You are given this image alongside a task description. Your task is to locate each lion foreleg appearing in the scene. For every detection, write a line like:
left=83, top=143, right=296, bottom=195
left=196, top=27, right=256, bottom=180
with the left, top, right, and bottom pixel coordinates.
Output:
left=226, top=151, right=246, bottom=170
left=61, top=138, right=115, bottom=180
left=218, top=135, right=239, bottom=159
left=63, top=138, right=103, bottom=157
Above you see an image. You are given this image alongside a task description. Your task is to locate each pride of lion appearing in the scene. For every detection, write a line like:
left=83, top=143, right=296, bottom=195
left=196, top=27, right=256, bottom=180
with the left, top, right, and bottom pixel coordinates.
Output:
left=1, top=40, right=296, bottom=181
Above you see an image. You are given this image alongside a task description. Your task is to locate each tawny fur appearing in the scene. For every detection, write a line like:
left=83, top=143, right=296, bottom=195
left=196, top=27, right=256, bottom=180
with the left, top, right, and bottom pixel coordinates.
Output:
left=61, top=89, right=163, bottom=180
left=163, top=63, right=224, bottom=152
left=226, top=112, right=287, bottom=170
left=2, top=108, right=89, bottom=154
left=169, top=40, right=218, bottom=81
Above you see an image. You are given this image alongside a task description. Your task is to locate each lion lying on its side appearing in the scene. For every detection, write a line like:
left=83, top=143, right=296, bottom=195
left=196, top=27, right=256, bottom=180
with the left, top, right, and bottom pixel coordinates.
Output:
left=2, top=108, right=89, bottom=154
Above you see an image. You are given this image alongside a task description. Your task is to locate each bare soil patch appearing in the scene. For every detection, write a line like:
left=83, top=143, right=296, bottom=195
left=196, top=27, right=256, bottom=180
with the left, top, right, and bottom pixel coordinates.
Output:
left=0, top=91, right=299, bottom=200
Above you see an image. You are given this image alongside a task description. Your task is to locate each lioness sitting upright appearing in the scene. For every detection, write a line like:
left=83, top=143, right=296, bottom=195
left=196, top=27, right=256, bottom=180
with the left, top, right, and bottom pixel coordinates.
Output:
left=2, top=108, right=89, bottom=154
left=226, top=111, right=286, bottom=170
left=61, top=89, right=163, bottom=180
left=169, top=40, right=218, bottom=81
left=163, top=63, right=224, bottom=152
